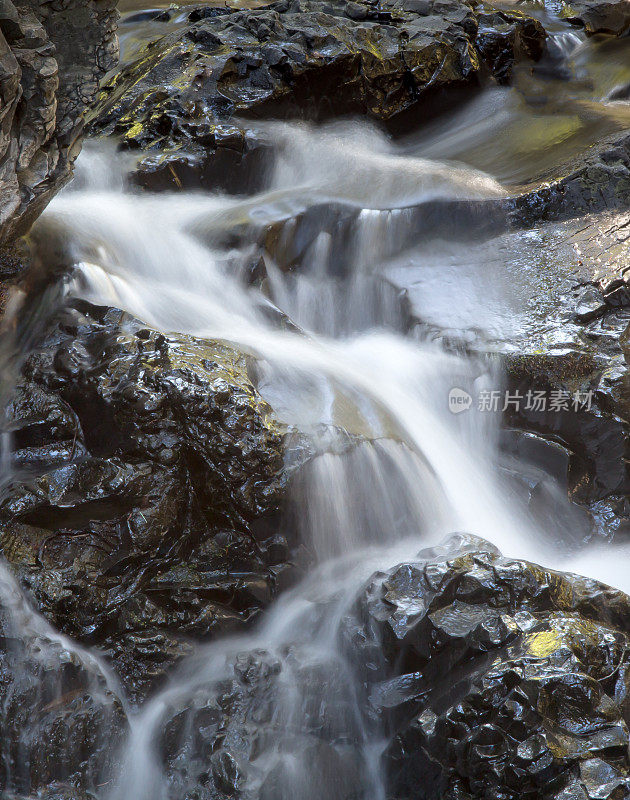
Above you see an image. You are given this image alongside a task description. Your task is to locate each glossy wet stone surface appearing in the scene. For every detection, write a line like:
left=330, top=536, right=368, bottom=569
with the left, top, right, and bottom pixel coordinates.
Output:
left=0, top=0, right=629, bottom=797
left=0, top=301, right=308, bottom=699
left=352, top=533, right=630, bottom=800
left=89, top=0, right=549, bottom=193
left=102, top=533, right=630, bottom=800
left=0, top=594, right=126, bottom=799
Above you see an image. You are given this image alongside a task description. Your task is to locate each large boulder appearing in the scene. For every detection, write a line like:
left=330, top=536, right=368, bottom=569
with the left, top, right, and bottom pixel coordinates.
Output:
left=354, top=533, right=630, bottom=800
left=90, top=0, right=546, bottom=192
left=117, top=534, right=630, bottom=800
left=0, top=300, right=306, bottom=698
left=560, top=0, right=630, bottom=36
left=0, top=0, right=118, bottom=244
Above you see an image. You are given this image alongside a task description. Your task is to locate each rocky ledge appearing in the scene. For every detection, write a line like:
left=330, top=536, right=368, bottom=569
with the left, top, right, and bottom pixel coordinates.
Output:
left=0, top=0, right=118, bottom=245
left=90, top=0, right=547, bottom=192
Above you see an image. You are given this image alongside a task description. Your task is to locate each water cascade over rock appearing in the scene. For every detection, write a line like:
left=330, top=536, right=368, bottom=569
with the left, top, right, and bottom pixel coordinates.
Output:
left=0, top=1, right=629, bottom=799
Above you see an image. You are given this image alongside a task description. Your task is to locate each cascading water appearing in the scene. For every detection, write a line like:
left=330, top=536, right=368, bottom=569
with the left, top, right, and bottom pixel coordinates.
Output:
left=0, top=112, right=618, bottom=800
left=1, top=14, right=630, bottom=789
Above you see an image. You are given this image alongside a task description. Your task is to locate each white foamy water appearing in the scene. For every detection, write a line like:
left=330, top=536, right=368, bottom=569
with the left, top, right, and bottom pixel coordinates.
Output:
left=3, top=119, right=628, bottom=798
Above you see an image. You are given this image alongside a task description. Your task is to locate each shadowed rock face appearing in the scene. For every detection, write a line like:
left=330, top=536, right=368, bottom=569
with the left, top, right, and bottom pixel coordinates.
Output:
left=0, top=0, right=119, bottom=244
left=0, top=300, right=307, bottom=699
left=90, top=0, right=546, bottom=192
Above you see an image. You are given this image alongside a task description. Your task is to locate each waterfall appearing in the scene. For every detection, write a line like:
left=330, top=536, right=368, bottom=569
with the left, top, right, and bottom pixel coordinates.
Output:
left=0, top=114, right=627, bottom=797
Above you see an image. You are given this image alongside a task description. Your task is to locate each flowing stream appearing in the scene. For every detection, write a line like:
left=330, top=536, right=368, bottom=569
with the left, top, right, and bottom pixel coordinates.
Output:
left=1, top=8, right=630, bottom=799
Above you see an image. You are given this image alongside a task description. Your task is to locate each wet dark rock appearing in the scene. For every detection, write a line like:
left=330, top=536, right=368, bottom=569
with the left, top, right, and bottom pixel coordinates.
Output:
left=125, top=10, right=173, bottom=25
left=511, top=131, right=630, bottom=224
left=195, top=195, right=509, bottom=281
left=90, top=0, right=546, bottom=192
left=0, top=0, right=119, bottom=244
left=8, top=788, right=99, bottom=800
left=475, top=10, right=546, bottom=85
left=387, top=208, right=630, bottom=540
left=497, top=213, right=630, bottom=541
left=607, top=83, right=630, bottom=103
left=145, top=533, right=630, bottom=799
left=0, top=243, right=28, bottom=281
left=0, top=597, right=125, bottom=798
left=349, top=533, right=630, bottom=800
left=0, top=301, right=307, bottom=698
left=560, top=0, right=630, bottom=36
left=574, top=286, right=607, bottom=323
left=157, top=641, right=365, bottom=799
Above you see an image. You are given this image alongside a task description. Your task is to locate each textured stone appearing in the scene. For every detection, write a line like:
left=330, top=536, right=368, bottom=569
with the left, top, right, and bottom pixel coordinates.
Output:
left=0, top=0, right=119, bottom=244
left=90, top=0, right=546, bottom=192
left=0, top=572, right=125, bottom=798
left=351, top=533, right=630, bottom=800
left=0, top=300, right=307, bottom=698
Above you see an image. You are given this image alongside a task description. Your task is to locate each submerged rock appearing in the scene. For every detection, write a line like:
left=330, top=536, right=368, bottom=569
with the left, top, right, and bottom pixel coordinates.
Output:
left=0, top=301, right=306, bottom=698
left=0, top=0, right=119, bottom=244
left=0, top=568, right=125, bottom=798
left=351, top=533, right=630, bottom=800
left=156, top=644, right=366, bottom=799
left=90, top=0, right=546, bottom=192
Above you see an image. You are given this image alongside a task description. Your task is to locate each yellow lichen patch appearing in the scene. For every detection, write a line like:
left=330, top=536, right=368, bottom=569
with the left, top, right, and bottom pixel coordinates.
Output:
left=124, top=121, right=145, bottom=142
left=524, top=630, right=563, bottom=659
